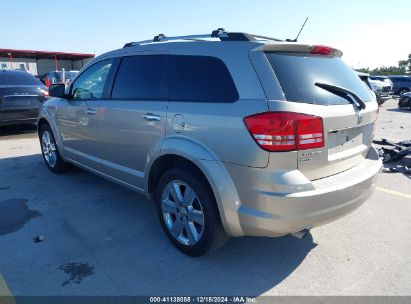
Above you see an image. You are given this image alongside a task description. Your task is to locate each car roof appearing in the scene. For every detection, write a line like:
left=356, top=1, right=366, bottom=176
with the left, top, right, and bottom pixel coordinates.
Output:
left=93, top=29, right=343, bottom=63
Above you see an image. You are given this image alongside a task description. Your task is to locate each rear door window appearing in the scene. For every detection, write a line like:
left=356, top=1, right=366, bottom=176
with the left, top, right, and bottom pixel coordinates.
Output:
left=265, top=52, right=374, bottom=105
left=169, top=55, right=239, bottom=102
left=111, top=55, right=168, bottom=100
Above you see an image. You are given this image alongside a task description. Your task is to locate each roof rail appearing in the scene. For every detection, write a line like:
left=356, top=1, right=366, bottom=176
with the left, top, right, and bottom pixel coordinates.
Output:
left=123, top=28, right=283, bottom=48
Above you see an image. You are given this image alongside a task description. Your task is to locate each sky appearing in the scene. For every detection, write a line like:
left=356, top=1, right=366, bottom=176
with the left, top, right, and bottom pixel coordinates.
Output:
left=1, top=0, right=410, bottom=69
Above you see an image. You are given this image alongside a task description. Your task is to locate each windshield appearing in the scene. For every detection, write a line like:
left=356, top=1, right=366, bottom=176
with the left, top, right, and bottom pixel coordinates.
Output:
left=265, top=52, right=374, bottom=105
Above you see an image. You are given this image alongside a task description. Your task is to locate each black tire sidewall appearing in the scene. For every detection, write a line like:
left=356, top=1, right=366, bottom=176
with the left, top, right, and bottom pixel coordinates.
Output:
left=155, top=165, right=226, bottom=257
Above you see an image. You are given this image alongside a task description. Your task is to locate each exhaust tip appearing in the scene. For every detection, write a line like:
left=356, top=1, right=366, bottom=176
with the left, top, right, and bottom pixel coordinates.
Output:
left=291, top=228, right=310, bottom=239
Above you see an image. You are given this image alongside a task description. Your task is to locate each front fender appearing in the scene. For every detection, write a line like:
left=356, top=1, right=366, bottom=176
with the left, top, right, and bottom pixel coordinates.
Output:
left=146, top=136, right=244, bottom=236
left=38, top=101, right=66, bottom=159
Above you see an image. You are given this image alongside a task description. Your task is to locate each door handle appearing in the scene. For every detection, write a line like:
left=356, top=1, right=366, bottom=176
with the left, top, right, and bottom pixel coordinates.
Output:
left=84, top=108, right=96, bottom=115
left=143, top=113, right=161, bottom=122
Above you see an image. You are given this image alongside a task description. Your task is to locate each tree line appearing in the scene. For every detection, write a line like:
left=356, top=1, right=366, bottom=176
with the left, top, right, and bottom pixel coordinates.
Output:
left=356, top=53, right=411, bottom=76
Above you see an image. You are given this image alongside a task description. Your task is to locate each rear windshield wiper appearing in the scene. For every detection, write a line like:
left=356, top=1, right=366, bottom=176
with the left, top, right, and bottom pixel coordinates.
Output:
left=315, top=82, right=366, bottom=110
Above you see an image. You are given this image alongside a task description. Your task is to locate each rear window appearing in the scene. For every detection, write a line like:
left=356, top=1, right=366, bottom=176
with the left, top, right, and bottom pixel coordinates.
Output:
left=5, top=71, right=43, bottom=86
left=111, top=55, right=168, bottom=100
left=266, top=53, right=374, bottom=105
left=169, top=55, right=239, bottom=102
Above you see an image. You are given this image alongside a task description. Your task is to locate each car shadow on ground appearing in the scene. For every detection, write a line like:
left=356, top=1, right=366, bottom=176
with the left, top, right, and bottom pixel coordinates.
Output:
left=0, top=154, right=316, bottom=296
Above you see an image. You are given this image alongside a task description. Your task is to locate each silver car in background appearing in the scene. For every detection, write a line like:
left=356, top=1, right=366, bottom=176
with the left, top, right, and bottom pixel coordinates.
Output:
left=38, top=29, right=382, bottom=256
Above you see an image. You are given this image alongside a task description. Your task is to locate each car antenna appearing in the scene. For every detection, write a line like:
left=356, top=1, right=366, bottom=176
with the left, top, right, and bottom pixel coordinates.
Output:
left=286, top=17, right=308, bottom=42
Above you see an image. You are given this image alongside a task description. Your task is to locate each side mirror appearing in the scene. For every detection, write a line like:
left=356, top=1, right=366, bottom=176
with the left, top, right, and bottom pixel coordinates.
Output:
left=49, top=84, right=66, bottom=98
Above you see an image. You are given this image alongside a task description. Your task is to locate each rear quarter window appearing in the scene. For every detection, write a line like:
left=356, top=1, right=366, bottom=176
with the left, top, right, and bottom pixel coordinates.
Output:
left=266, top=52, right=374, bottom=105
left=169, top=55, right=239, bottom=102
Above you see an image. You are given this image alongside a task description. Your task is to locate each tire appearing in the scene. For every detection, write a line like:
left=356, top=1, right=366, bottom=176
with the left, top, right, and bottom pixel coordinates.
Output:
left=39, top=124, right=70, bottom=173
left=155, top=165, right=228, bottom=257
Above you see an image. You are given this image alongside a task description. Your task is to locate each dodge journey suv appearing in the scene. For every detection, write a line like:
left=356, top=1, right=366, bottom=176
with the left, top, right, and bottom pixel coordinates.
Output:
left=38, top=29, right=382, bottom=256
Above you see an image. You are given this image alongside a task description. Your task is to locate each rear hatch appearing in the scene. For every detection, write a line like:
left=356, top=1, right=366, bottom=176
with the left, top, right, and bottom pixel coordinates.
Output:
left=263, top=45, right=378, bottom=180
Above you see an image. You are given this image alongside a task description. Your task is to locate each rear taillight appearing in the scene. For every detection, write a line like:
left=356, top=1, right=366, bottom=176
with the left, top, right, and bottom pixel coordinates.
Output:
left=244, top=112, right=324, bottom=152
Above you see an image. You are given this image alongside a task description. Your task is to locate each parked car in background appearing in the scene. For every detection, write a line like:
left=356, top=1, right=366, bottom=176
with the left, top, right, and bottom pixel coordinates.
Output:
left=398, top=92, right=411, bottom=110
left=388, top=75, right=411, bottom=96
left=357, top=72, right=390, bottom=105
left=369, top=79, right=391, bottom=105
left=0, top=69, right=48, bottom=126
left=369, top=75, right=394, bottom=88
left=38, top=30, right=381, bottom=256
left=39, top=70, right=79, bottom=87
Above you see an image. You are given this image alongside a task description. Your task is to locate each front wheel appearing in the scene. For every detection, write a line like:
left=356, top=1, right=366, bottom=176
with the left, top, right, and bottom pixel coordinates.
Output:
left=155, top=165, right=228, bottom=256
left=39, top=124, right=70, bottom=173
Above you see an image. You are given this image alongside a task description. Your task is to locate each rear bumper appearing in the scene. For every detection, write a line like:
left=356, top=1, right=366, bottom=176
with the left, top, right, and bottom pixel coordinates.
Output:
left=0, top=109, right=40, bottom=126
left=223, top=146, right=382, bottom=237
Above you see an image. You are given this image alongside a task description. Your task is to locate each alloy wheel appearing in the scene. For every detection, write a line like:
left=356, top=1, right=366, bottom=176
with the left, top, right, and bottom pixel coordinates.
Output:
left=161, top=180, right=205, bottom=246
left=41, top=131, right=57, bottom=168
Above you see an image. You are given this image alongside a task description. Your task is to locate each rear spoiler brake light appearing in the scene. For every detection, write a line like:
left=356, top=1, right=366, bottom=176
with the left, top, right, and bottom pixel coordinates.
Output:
left=262, top=44, right=343, bottom=57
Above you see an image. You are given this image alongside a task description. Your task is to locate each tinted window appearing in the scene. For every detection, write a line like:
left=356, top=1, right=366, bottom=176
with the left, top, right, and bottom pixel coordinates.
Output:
left=111, top=55, right=167, bottom=99
left=5, top=71, right=43, bottom=86
left=266, top=53, right=374, bottom=105
left=169, top=55, right=238, bottom=102
left=71, top=59, right=113, bottom=100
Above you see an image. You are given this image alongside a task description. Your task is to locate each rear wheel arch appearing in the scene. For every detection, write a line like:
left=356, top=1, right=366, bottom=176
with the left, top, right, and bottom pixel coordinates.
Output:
left=148, top=155, right=212, bottom=199
left=147, top=153, right=242, bottom=236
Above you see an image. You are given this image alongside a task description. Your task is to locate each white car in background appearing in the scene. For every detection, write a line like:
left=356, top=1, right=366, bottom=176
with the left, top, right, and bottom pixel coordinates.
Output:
left=369, top=79, right=392, bottom=104
left=369, top=75, right=394, bottom=88
left=357, top=72, right=391, bottom=105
